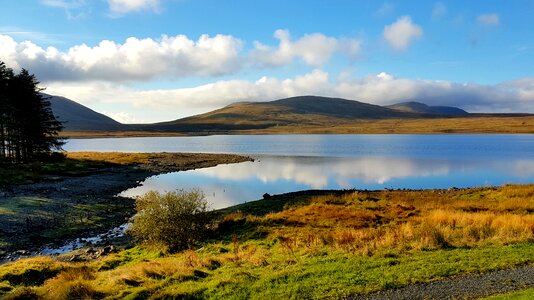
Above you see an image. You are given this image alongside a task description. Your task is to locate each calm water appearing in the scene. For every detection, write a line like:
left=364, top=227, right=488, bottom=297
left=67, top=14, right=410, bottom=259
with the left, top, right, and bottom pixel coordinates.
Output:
left=65, top=134, right=534, bottom=209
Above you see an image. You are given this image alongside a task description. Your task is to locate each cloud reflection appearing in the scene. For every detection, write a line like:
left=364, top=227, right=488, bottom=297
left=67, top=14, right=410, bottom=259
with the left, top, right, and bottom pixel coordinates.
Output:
left=120, top=155, right=534, bottom=209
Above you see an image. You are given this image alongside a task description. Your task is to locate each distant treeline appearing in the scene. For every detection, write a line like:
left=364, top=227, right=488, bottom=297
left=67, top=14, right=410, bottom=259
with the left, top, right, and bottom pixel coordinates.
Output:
left=0, top=61, right=63, bottom=163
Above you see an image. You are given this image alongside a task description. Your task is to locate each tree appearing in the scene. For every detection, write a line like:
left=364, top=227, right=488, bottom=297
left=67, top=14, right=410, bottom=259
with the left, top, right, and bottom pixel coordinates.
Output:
left=128, top=190, right=214, bottom=251
left=0, top=61, right=64, bottom=163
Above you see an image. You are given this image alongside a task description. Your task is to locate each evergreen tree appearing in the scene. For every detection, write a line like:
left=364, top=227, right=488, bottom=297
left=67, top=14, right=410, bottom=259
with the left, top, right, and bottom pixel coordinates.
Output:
left=0, top=61, right=64, bottom=163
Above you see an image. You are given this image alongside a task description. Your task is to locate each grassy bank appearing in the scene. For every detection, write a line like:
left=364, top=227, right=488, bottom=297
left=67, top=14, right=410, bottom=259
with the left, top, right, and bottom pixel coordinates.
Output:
left=1, top=184, right=533, bottom=299
left=0, top=157, right=112, bottom=185
left=60, top=116, right=534, bottom=137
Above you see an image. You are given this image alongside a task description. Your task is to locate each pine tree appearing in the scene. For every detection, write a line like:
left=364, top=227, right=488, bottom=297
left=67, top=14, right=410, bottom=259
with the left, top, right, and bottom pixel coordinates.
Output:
left=0, top=61, right=64, bottom=163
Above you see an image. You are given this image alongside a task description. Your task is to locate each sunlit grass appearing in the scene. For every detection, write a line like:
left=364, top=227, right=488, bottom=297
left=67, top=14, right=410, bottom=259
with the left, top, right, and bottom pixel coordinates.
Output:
left=0, top=184, right=533, bottom=299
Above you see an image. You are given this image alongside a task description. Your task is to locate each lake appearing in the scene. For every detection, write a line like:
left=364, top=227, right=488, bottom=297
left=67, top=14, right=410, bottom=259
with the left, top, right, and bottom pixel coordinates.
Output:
left=65, top=134, right=534, bottom=209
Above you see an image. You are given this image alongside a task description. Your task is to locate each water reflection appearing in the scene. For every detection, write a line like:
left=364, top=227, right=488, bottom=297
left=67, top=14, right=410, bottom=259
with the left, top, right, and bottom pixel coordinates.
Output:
left=121, top=155, right=534, bottom=209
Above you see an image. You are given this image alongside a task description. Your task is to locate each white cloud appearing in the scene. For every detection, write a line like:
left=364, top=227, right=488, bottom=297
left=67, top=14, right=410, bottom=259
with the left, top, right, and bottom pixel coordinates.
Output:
left=107, top=0, right=160, bottom=13
left=477, top=14, right=500, bottom=26
left=383, top=16, right=423, bottom=51
left=251, top=29, right=361, bottom=67
left=0, top=30, right=361, bottom=82
left=432, top=2, right=447, bottom=18
left=44, top=71, right=534, bottom=123
left=0, top=33, right=243, bottom=82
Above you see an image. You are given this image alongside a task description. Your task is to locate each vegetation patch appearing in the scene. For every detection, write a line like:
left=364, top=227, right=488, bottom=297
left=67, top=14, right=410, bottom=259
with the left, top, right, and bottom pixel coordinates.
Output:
left=0, top=184, right=532, bottom=299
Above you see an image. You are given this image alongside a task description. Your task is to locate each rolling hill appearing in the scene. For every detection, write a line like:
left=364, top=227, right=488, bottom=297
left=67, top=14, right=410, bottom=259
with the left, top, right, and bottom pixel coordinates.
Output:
left=45, top=94, right=124, bottom=131
left=47, top=94, right=533, bottom=135
left=140, top=96, right=463, bottom=132
left=386, top=101, right=469, bottom=116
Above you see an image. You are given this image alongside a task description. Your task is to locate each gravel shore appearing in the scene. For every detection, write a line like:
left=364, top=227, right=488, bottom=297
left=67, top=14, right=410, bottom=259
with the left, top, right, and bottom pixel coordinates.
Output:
left=353, top=264, right=534, bottom=300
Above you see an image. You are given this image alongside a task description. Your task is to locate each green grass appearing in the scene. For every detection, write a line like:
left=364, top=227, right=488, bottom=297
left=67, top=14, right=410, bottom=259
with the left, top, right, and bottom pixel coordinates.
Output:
left=0, top=158, right=112, bottom=185
left=0, top=184, right=533, bottom=299
left=484, top=288, right=534, bottom=299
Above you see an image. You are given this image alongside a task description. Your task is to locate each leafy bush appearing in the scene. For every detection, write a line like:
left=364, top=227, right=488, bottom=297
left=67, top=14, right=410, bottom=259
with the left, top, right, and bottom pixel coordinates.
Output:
left=128, top=190, right=213, bottom=251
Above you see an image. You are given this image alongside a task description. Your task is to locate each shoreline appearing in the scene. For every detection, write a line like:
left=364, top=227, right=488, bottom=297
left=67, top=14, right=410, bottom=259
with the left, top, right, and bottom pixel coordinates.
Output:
left=59, top=115, right=534, bottom=138
left=0, top=152, right=253, bottom=260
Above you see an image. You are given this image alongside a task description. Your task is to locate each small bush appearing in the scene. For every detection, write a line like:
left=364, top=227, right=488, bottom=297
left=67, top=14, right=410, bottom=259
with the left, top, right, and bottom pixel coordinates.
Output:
left=128, top=190, right=213, bottom=251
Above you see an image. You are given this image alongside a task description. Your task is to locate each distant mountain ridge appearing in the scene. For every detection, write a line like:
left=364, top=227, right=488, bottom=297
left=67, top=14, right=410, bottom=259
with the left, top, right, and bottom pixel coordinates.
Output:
left=140, top=96, right=468, bottom=132
left=386, top=101, right=468, bottom=116
left=45, top=94, right=123, bottom=131
left=46, top=94, right=478, bottom=133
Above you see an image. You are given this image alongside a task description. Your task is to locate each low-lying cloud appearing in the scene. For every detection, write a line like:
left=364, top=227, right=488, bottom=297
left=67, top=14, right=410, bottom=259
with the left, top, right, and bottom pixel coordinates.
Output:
left=45, top=71, right=534, bottom=123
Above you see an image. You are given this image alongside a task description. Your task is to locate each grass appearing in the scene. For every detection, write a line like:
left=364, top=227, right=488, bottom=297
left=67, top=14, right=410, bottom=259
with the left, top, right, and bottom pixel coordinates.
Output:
left=1, top=152, right=250, bottom=185
left=484, top=288, right=534, bottom=299
left=0, top=184, right=533, bottom=299
left=61, top=116, right=534, bottom=137
left=0, top=157, right=113, bottom=185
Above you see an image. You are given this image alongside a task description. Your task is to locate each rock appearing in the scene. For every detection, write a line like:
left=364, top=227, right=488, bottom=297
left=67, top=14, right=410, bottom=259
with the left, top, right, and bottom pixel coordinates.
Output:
left=69, top=255, right=81, bottom=262
left=263, top=193, right=271, bottom=199
left=103, top=246, right=112, bottom=254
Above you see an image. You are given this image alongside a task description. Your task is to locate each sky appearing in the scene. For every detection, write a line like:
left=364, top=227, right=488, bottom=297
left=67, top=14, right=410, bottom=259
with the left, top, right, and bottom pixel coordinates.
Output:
left=0, top=0, right=533, bottom=123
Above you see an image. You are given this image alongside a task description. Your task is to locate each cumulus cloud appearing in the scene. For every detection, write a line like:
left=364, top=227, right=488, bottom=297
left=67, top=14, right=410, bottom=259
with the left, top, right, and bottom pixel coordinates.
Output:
left=477, top=14, right=500, bottom=26
left=107, top=0, right=160, bottom=14
left=44, top=71, right=534, bottom=123
left=0, top=30, right=361, bottom=82
left=251, top=29, right=361, bottom=67
left=0, top=33, right=243, bottom=82
left=383, top=16, right=423, bottom=51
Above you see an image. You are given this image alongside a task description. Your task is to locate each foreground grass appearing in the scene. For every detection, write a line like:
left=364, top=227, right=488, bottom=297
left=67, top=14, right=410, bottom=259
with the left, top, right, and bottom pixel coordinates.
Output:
left=0, top=184, right=533, bottom=299
left=484, top=288, right=534, bottom=299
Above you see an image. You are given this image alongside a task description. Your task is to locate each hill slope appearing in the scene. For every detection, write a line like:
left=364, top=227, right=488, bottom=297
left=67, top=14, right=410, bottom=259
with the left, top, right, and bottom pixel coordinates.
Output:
left=386, top=101, right=469, bottom=116
left=45, top=94, right=123, bottom=131
left=142, top=96, right=430, bottom=132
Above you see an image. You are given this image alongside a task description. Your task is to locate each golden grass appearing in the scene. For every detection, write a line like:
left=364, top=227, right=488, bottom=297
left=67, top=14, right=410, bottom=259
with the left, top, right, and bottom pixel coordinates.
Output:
left=240, top=116, right=534, bottom=134
left=60, top=116, right=534, bottom=137
left=65, top=152, right=154, bottom=165
left=224, top=184, right=534, bottom=254
left=1, top=184, right=533, bottom=299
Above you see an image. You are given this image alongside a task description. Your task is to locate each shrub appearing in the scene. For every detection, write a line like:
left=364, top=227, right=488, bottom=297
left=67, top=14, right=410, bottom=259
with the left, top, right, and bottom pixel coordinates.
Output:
left=128, top=190, right=213, bottom=251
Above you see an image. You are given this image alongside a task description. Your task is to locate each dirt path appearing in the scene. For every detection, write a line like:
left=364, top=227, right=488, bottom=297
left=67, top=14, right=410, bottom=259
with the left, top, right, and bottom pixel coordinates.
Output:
left=353, top=264, right=534, bottom=300
left=0, top=153, right=252, bottom=259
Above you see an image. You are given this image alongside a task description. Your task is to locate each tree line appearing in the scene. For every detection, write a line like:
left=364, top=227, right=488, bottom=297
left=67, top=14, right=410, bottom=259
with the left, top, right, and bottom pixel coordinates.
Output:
left=0, top=60, right=64, bottom=163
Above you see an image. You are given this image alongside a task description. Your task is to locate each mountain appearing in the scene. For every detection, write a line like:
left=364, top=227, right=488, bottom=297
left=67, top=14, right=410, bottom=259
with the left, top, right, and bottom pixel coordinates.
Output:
left=45, top=94, right=124, bottom=131
left=386, top=101, right=468, bottom=116
left=141, top=96, right=435, bottom=132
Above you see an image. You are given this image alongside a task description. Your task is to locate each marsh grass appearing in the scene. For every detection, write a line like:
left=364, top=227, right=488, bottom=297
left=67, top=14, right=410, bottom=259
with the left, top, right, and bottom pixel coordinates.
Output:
left=1, top=184, right=533, bottom=299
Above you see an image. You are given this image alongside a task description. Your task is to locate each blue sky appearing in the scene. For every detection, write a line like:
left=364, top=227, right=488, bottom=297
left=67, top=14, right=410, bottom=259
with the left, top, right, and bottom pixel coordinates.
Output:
left=1, top=0, right=533, bottom=123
